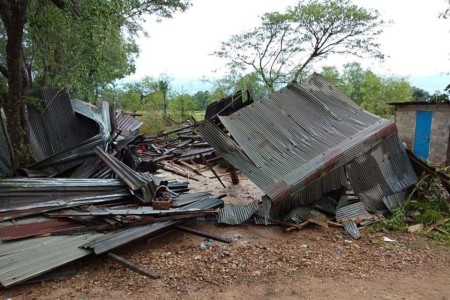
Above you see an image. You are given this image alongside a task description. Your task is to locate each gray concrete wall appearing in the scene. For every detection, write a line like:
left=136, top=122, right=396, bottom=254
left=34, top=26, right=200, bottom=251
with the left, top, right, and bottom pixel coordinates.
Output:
left=394, top=104, right=450, bottom=166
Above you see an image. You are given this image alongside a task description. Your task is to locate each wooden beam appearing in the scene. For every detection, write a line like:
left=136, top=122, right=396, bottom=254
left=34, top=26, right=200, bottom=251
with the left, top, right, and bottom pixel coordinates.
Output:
left=106, top=253, right=160, bottom=279
left=201, top=154, right=226, bottom=188
left=176, top=225, right=232, bottom=243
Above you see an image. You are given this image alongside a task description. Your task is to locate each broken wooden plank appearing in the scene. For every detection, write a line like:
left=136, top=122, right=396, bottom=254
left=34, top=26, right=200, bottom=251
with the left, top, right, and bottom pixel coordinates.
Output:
left=176, top=225, right=232, bottom=243
left=106, top=253, right=160, bottom=279
left=178, top=160, right=206, bottom=177
left=159, top=163, right=200, bottom=181
left=201, top=154, right=226, bottom=188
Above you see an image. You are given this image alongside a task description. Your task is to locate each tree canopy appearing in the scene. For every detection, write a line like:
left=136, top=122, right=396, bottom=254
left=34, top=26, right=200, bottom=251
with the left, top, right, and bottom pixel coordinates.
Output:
left=321, top=63, right=413, bottom=118
left=0, top=0, right=191, bottom=162
left=214, top=0, right=385, bottom=91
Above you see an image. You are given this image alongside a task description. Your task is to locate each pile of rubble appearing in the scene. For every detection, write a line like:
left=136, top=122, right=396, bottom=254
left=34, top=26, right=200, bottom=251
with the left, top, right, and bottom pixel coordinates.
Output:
left=1, top=74, right=446, bottom=289
left=0, top=89, right=228, bottom=288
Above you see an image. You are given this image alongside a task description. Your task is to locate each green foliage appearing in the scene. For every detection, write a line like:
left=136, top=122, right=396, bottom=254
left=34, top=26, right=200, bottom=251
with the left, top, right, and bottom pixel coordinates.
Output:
left=0, top=0, right=191, bottom=101
left=370, top=175, right=450, bottom=245
left=320, top=62, right=413, bottom=118
left=215, top=0, right=385, bottom=91
left=192, top=90, right=211, bottom=110
left=169, top=92, right=199, bottom=122
left=412, top=87, right=431, bottom=101
left=206, top=72, right=271, bottom=103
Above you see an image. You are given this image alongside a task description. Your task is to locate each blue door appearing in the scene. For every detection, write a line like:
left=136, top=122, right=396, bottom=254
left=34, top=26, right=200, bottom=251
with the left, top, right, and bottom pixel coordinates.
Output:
left=413, top=111, right=432, bottom=160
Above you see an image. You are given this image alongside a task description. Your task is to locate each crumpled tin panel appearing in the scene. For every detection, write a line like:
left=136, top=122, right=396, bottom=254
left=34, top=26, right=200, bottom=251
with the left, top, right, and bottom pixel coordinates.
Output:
left=346, top=134, right=417, bottom=212
left=342, top=219, right=361, bottom=239
left=116, top=112, right=143, bottom=134
left=82, top=221, right=175, bottom=255
left=26, top=89, right=100, bottom=167
left=27, top=97, right=112, bottom=171
left=218, top=201, right=260, bottom=225
left=336, top=202, right=372, bottom=222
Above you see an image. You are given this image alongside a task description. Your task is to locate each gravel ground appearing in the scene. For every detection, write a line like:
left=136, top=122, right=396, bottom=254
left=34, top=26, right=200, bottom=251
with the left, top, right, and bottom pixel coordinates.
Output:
left=1, top=168, right=449, bottom=299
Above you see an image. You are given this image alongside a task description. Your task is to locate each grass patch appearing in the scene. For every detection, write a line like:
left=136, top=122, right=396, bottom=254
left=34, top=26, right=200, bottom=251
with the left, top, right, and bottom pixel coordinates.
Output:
left=369, top=174, right=450, bottom=245
left=134, top=110, right=205, bottom=135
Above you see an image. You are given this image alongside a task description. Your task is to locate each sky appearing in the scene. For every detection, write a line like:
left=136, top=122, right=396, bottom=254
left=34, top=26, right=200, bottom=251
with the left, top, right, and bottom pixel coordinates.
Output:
left=126, top=0, right=450, bottom=93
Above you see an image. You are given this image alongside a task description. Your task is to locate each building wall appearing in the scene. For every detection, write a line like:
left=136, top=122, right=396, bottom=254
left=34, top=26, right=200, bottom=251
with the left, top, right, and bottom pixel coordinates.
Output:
left=394, top=104, right=450, bottom=166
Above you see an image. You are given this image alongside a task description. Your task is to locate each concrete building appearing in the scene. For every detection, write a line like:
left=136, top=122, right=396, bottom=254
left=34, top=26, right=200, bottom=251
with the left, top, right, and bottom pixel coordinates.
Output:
left=390, top=102, right=450, bottom=166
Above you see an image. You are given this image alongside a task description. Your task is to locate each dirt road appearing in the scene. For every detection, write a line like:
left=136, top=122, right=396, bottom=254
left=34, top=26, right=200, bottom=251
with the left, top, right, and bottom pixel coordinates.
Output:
left=1, top=170, right=449, bottom=300
left=1, top=224, right=449, bottom=300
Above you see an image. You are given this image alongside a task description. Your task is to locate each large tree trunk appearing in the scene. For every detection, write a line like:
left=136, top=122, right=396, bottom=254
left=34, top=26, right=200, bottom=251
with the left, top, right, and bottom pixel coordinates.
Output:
left=0, top=0, right=29, bottom=167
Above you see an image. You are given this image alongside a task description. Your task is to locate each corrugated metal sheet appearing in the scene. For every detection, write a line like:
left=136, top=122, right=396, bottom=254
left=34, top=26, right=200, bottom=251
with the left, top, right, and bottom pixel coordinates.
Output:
left=342, top=219, right=361, bottom=239
left=0, top=178, right=128, bottom=212
left=0, top=219, right=82, bottom=241
left=199, top=73, right=417, bottom=219
left=95, top=147, right=154, bottom=203
left=81, top=193, right=223, bottom=254
left=218, top=201, right=260, bottom=225
left=0, top=108, right=14, bottom=177
left=0, top=233, right=101, bottom=287
left=284, top=206, right=312, bottom=223
left=116, top=112, right=143, bottom=134
left=382, top=191, right=406, bottom=213
left=336, top=202, right=372, bottom=222
left=82, top=221, right=176, bottom=255
left=346, top=134, right=417, bottom=212
left=172, top=192, right=213, bottom=207
left=28, top=98, right=111, bottom=171
left=26, top=89, right=101, bottom=170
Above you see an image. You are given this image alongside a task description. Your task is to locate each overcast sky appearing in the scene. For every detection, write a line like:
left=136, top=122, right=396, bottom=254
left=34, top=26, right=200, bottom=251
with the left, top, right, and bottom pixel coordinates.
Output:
left=126, top=0, right=450, bottom=93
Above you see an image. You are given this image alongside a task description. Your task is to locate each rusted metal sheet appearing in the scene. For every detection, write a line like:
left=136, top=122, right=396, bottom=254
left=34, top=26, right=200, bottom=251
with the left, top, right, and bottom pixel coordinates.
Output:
left=0, top=219, right=83, bottom=241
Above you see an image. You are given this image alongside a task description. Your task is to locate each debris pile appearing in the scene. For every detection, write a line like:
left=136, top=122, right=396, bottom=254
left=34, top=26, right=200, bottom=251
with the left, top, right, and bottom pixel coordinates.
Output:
left=0, top=74, right=440, bottom=289
left=201, top=74, right=419, bottom=238
left=0, top=89, right=226, bottom=288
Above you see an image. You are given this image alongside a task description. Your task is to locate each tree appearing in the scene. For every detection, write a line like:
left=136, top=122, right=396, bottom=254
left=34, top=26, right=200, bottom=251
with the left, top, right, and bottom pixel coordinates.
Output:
left=0, top=0, right=190, bottom=163
left=206, top=72, right=271, bottom=103
left=169, top=92, right=198, bottom=123
left=214, top=0, right=385, bottom=91
left=412, top=87, right=431, bottom=101
left=360, top=74, right=413, bottom=118
left=121, top=74, right=172, bottom=117
left=157, top=75, right=171, bottom=119
left=192, top=90, right=210, bottom=110
left=321, top=62, right=413, bottom=117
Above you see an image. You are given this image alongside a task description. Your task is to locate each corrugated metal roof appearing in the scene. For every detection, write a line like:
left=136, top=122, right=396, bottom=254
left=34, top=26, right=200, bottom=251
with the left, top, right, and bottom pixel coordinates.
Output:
left=199, top=73, right=417, bottom=218
left=28, top=98, right=112, bottom=171
left=0, top=233, right=101, bottom=287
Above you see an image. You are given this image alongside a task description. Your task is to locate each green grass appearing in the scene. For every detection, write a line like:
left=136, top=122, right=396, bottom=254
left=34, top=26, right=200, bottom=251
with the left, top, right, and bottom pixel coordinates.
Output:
left=368, top=175, right=450, bottom=245
left=134, top=110, right=205, bottom=135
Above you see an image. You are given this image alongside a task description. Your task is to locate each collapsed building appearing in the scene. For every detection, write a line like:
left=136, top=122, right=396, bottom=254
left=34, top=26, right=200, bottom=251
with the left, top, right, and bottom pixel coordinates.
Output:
left=199, top=74, right=418, bottom=226
left=0, top=73, right=423, bottom=287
